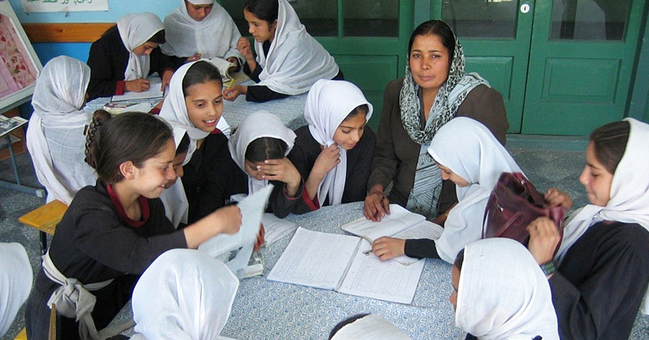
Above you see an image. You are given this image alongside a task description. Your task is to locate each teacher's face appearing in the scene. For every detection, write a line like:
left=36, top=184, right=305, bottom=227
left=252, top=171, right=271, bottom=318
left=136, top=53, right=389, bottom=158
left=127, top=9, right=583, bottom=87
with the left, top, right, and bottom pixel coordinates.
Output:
left=409, top=34, right=450, bottom=94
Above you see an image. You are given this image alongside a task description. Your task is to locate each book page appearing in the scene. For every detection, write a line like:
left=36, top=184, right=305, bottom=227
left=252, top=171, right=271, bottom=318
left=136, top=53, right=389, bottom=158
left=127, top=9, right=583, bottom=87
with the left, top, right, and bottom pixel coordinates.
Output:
left=261, top=213, right=298, bottom=246
left=340, top=204, right=425, bottom=242
left=267, top=228, right=359, bottom=290
left=111, top=76, right=165, bottom=102
left=338, top=241, right=425, bottom=304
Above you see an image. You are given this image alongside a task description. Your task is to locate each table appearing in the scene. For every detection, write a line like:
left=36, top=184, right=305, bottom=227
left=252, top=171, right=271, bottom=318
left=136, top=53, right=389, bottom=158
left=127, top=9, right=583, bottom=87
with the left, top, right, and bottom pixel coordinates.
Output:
left=113, top=202, right=464, bottom=340
left=0, top=113, right=45, bottom=197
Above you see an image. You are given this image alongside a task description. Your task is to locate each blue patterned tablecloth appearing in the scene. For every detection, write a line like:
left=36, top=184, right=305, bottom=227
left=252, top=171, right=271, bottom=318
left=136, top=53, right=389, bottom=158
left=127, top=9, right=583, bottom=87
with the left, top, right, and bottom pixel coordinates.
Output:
left=221, top=87, right=308, bottom=131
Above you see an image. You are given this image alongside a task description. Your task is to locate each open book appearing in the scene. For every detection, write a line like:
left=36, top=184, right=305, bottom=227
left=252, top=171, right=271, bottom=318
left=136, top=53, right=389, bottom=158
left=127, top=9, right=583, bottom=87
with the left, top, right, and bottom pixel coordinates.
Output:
left=209, top=57, right=237, bottom=83
left=267, top=227, right=425, bottom=304
left=111, top=75, right=166, bottom=102
left=340, top=204, right=443, bottom=265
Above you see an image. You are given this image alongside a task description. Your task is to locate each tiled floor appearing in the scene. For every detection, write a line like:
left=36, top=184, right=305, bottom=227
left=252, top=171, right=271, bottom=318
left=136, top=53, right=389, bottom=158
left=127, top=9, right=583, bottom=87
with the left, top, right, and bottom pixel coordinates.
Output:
left=1, top=135, right=648, bottom=340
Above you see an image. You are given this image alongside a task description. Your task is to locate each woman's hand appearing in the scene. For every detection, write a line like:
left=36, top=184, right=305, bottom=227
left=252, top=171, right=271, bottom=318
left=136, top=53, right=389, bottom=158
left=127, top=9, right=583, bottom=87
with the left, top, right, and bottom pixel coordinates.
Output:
left=372, top=236, right=405, bottom=261
left=364, top=186, right=390, bottom=221
left=187, top=52, right=202, bottom=62
left=223, top=84, right=246, bottom=101
left=545, top=188, right=573, bottom=213
left=161, top=69, right=174, bottom=91
left=527, top=217, right=561, bottom=265
left=254, top=223, right=266, bottom=252
left=237, top=37, right=255, bottom=64
left=125, top=79, right=150, bottom=92
left=213, top=205, right=243, bottom=235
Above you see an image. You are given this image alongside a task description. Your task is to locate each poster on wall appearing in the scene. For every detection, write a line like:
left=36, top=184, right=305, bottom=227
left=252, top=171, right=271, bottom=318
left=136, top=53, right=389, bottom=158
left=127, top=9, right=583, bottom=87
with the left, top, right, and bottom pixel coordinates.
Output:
left=21, top=0, right=109, bottom=13
left=0, top=1, right=42, bottom=113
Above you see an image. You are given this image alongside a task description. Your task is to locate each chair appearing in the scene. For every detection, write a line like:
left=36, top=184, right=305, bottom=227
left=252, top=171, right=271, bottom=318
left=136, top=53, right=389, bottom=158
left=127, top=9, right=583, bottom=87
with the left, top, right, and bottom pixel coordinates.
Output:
left=18, top=200, right=67, bottom=255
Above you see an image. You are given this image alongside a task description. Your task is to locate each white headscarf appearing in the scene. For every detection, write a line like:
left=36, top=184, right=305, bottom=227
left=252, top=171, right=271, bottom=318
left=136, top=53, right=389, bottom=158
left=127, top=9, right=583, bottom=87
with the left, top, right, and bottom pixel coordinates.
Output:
left=428, top=117, right=522, bottom=263
left=159, top=60, right=231, bottom=164
left=0, top=243, right=32, bottom=337
left=254, top=0, right=339, bottom=95
left=116, top=13, right=164, bottom=81
left=228, top=110, right=296, bottom=194
left=26, top=56, right=95, bottom=204
left=162, top=0, right=243, bottom=62
left=330, top=314, right=412, bottom=340
left=553, top=118, right=649, bottom=313
left=131, top=249, right=239, bottom=340
left=304, top=79, right=373, bottom=205
left=159, top=126, right=190, bottom=227
left=457, top=238, right=559, bottom=340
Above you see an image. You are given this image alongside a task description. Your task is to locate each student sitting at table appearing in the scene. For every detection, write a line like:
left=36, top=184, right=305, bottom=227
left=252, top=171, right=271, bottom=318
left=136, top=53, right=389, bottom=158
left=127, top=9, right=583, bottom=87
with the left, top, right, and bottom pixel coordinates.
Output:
left=0, top=243, right=32, bottom=337
left=229, top=110, right=313, bottom=217
left=276, top=79, right=375, bottom=217
left=161, top=0, right=244, bottom=69
left=371, top=117, right=521, bottom=264
left=26, top=56, right=96, bottom=205
left=222, top=0, right=343, bottom=103
left=158, top=126, right=191, bottom=228
left=86, top=12, right=175, bottom=101
left=159, top=60, right=245, bottom=223
left=130, top=249, right=238, bottom=340
left=451, top=238, right=559, bottom=340
left=526, top=118, right=649, bottom=339
left=24, top=111, right=242, bottom=340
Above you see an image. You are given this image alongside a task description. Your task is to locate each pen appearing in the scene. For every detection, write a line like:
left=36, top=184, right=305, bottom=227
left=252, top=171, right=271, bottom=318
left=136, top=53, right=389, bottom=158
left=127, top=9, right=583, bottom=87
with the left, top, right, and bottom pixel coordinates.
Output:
left=226, top=79, right=234, bottom=90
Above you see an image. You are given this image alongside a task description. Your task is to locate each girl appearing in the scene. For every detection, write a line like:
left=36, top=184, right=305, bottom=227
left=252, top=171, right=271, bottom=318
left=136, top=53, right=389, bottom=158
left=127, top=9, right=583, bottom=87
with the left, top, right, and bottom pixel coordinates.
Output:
left=0, top=243, right=31, bottom=337
left=451, top=238, right=559, bottom=340
left=24, top=111, right=241, bottom=340
left=159, top=126, right=191, bottom=228
left=87, top=13, right=174, bottom=100
left=162, top=0, right=244, bottom=69
left=130, top=249, right=238, bottom=340
left=364, top=20, right=508, bottom=222
left=281, top=79, right=375, bottom=216
left=223, top=0, right=343, bottom=102
left=372, top=117, right=521, bottom=263
left=527, top=118, right=649, bottom=339
left=26, top=56, right=96, bottom=204
left=228, top=110, right=309, bottom=217
left=329, top=314, right=412, bottom=340
left=159, top=60, right=244, bottom=223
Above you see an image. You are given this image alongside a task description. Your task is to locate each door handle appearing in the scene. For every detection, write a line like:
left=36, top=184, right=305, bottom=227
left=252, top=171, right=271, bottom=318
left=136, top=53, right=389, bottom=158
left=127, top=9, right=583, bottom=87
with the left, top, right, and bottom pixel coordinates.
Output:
left=520, top=2, right=531, bottom=13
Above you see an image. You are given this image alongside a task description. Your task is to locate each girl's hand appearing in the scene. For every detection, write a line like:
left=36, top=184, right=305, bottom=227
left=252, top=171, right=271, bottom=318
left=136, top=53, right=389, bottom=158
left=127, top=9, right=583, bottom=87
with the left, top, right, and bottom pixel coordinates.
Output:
left=527, top=217, right=561, bottom=265
left=223, top=85, right=245, bottom=101
left=545, top=188, right=573, bottom=213
left=237, top=37, right=254, bottom=63
left=125, top=79, right=150, bottom=92
left=372, top=236, right=405, bottom=261
left=313, top=144, right=341, bottom=178
left=257, top=158, right=301, bottom=189
left=254, top=223, right=266, bottom=251
left=364, top=187, right=390, bottom=221
left=213, top=205, right=242, bottom=235
left=187, top=52, right=202, bottom=62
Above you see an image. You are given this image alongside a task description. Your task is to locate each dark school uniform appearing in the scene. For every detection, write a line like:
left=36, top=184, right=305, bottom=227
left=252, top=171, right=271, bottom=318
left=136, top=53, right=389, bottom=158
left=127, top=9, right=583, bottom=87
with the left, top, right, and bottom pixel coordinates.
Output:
left=25, top=180, right=186, bottom=340
left=86, top=27, right=175, bottom=100
left=272, top=125, right=376, bottom=217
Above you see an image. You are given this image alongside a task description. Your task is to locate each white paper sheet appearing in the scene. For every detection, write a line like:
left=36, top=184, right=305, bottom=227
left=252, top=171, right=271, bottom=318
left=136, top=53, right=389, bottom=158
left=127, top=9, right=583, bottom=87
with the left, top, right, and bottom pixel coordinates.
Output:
left=111, top=76, right=165, bottom=102
left=261, top=213, right=298, bottom=246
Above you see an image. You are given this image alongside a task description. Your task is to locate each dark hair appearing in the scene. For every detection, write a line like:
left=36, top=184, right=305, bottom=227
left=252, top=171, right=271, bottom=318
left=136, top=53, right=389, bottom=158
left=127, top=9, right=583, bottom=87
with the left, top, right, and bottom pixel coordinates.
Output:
left=329, top=314, right=370, bottom=339
left=408, top=20, right=456, bottom=62
left=148, top=29, right=166, bottom=44
left=245, top=137, right=288, bottom=163
left=589, top=120, right=630, bottom=175
left=176, top=132, right=191, bottom=156
left=453, top=248, right=465, bottom=271
left=182, top=61, right=223, bottom=97
left=243, top=0, right=278, bottom=26
left=85, top=110, right=173, bottom=183
left=344, top=104, right=369, bottom=121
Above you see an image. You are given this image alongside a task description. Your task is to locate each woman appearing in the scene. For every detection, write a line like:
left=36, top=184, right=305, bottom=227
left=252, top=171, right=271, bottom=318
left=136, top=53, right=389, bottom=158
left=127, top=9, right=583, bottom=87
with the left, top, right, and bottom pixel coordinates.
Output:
left=26, top=56, right=96, bottom=204
left=452, top=238, right=559, bottom=340
left=87, top=13, right=174, bottom=100
left=162, top=0, right=244, bottom=69
left=364, top=20, right=508, bottom=222
left=223, top=0, right=342, bottom=102
left=527, top=118, right=649, bottom=339
left=130, top=249, right=238, bottom=340
left=372, top=117, right=521, bottom=263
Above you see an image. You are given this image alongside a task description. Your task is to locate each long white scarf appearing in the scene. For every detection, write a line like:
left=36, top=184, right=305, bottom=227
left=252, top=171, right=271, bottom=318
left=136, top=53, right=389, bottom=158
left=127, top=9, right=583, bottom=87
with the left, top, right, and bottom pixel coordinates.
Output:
left=554, top=118, right=649, bottom=314
left=116, top=13, right=163, bottom=81
left=254, top=0, right=339, bottom=95
left=26, top=56, right=95, bottom=204
left=161, top=0, right=243, bottom=62
left=457, top=238, right=559, bottom=340
left=159, top=126, right=190, bottom=228
left=159, top=60, right=230, bottom=164
left=428, top=117, right=522, bottom=263
left=304, top=79, right=372, bottom=205
left=228, top=110, right=296, bottom=194
left=0, top=243, right=32, bottom=337
left=330, top=314, right=412, bottom=340
left=131, top=249, right=239, bottom=340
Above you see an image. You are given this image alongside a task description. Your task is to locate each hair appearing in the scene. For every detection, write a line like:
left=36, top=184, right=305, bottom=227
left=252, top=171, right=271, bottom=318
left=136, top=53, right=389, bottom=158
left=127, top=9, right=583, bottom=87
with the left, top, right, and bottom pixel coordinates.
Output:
left=148, top=29, right=166, bottom=44
left=245, top=137, right=288, bottom=163
left=84, top=110, right=173, bottom=183
left=176, top=133, right=191, bottom=156
left=328, top=314, right=370, bottom=339
left=408, top=20, right=456, bottom=62
left=453, top=248, right=465, bottom=271
left=182, top=61, right=223, bottom=98
left=344, top=104, right=369, bottom=121
left=243, top=0, right=278, bottom=26
left=589, top=120, right=630, bottom=175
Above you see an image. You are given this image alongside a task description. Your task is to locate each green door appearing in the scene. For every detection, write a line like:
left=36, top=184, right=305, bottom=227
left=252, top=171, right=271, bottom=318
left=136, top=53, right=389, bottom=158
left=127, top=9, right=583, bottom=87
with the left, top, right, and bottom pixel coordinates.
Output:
left=431, top=0, right=644, bottom=135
